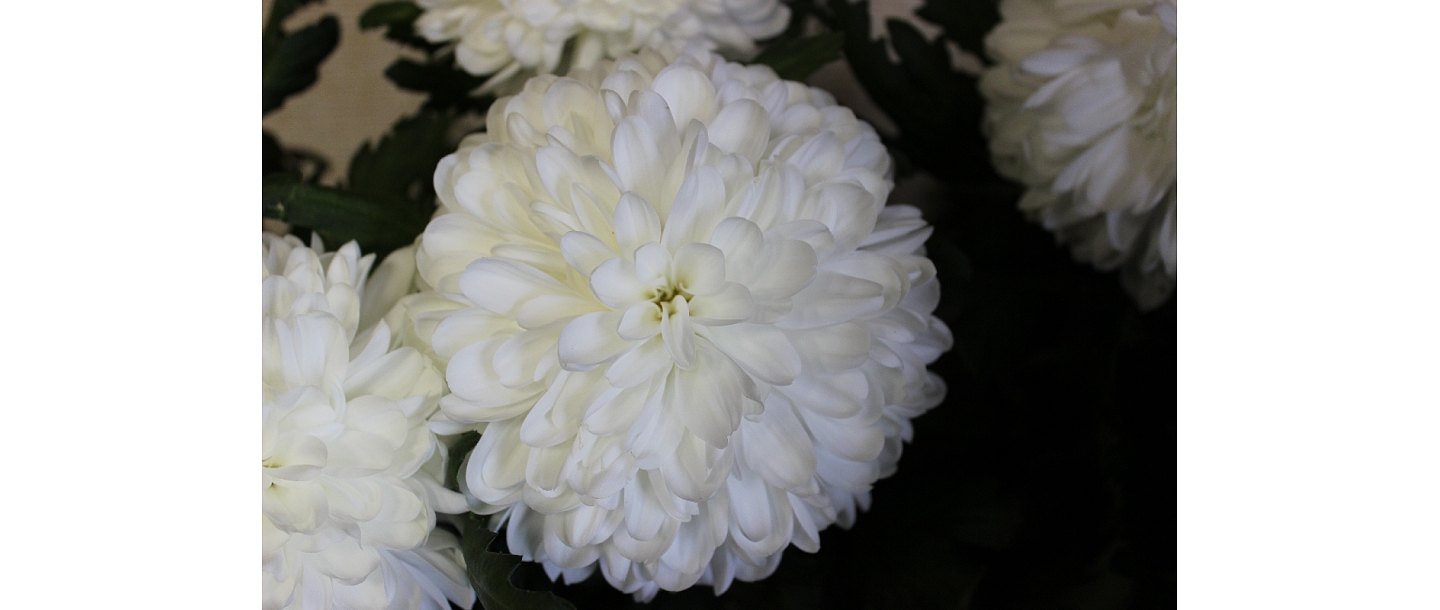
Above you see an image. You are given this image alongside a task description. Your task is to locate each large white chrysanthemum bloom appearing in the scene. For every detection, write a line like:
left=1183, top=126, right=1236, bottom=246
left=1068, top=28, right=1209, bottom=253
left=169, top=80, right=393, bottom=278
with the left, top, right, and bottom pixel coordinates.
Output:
left=262, top=234, right=476, bottom=610
left=980, top=0, right=1176, bottom=308
left=399, top=46, right=952, bottom=600
left=414, top=0, right=789, bottom=93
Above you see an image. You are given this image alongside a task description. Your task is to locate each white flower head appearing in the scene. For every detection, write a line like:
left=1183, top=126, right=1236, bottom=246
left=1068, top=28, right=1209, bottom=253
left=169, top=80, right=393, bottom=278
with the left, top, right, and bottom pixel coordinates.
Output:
left=262, top=234, right=476, bottom=610
left=414, top=0, right=789, bottom=93
left=980, top=0, right=1177, bottom=308
left=403, top=46, right=952, bottom=600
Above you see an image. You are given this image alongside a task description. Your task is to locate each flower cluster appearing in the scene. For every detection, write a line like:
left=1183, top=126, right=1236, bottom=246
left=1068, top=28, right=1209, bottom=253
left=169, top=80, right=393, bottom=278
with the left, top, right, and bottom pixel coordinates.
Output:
left=980, top=0, right=1177, bottom=308
left=261, top=235, right=475, bottom=610
left=395, top=46, right=952, bottom=600
left=414, top=0, right=789, bottom=93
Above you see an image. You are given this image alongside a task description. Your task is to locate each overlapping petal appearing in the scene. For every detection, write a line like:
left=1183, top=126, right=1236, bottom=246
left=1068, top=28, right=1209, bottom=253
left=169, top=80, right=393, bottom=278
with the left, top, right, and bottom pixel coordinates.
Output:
left=262, top=234, right=475, bottom=610
left=416, top=0, right=790, bottom=94
left=404, top=47, right=951, bottom=600
left=980, top=0, right=1177, bottom=308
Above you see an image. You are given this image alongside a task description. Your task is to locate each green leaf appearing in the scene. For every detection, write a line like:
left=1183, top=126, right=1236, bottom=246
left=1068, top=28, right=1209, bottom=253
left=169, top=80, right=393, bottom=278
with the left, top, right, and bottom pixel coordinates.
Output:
left=263, top=173, right=429, bottom=254
left=262, top=15, right=340, bottom=114
left=263, top=131, right=285, bottom=177
left=445, top=431, right=481, bottom=491
left=346, top=111, right=455, bottom=202
left=384, top=58, right=493, bottom=113
left=359, top=1, right=421, bottom=28
left=265, top=0, right=322, bottom=29
left=828, top=0, right=996, bottom=182
left=264, top=131, right=332, bottom=183
left=886, top=19, right=958, bottom=99
left=462, top=513, right=578, bottom=610
left=829, top=0, right=910, bottom=112
left=915, top=0, right=1002, bottom=62
left=751, top=32, right=844, bottom=81
left=359, top=1, right=441, bottom=53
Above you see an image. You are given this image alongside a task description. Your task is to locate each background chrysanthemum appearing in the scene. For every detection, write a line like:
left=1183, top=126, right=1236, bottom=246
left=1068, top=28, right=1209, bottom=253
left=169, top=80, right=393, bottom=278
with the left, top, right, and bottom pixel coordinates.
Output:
left=262, top=234, right=476, bottom=610
left=396, top=46, right=952, bottom=600
left=980, top=0, right=1177, bottom=309
left=414, top=0, right=789, bottom=93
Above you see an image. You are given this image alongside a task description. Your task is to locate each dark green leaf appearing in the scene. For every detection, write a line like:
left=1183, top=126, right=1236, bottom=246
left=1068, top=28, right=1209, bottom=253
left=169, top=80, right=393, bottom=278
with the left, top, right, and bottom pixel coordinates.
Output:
left=359, top=1, right=442, bottom=53
left=265, top=0, right=322, bottom=30
left=829, top=0, right=910, bottom=116
left=385, top=58, right=493, bottom=113
left=915, top=0, right=1002, bottom=62
left=262, top=0, right=323, bottom=59
left=751, top=32, right=844, bottom=81
left=778, top=0, right=820, bottom=40
left=359, top=1, right=421, bottom=28
left=828, top=0, right=996, bottom=181
left=462, top=513, right=578, bottom=610
left=263, top=173, right=429, bottom=254
left=264, top=131, right=331, bottom=183
left=886, top=19, right=957, bottom=99
left=262, top=15, right=340, bottom=114
left=263, top=131, right=285, bottom=177
left=445, top=432, right=481, bottom=491
left=346, top=111, right=455, bottom=202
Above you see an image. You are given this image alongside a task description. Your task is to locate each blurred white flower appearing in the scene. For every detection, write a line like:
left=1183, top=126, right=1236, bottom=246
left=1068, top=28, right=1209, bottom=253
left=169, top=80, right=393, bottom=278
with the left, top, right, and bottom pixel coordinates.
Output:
left=415, top=0, right=789, bottom=93
left=400, top=46, right=951, bottom=600
left=262, top=234, right=475, bottom=610
left=981, top=0, right=1176, bottom=308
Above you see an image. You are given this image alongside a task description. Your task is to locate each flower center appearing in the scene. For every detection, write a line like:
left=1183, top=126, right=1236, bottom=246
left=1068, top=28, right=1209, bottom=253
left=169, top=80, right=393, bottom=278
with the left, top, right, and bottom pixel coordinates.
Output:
left=649, top=282, right=693, bottom=308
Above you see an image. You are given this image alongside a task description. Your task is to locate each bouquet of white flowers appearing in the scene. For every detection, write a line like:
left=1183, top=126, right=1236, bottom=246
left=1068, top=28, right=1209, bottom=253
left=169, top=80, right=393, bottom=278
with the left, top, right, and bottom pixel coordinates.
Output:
left=262, top=0, right=1175, bottom=607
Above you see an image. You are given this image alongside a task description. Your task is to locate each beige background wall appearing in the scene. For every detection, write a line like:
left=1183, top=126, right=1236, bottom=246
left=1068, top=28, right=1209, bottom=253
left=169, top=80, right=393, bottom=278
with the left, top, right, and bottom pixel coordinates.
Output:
left=262, top=0, right=944, bottom=185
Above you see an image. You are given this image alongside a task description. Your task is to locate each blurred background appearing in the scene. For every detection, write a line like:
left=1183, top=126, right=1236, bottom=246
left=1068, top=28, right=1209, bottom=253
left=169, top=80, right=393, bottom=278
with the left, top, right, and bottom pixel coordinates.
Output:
left=263, top=0, right=947, bottom=186
left=262, top=1, right=1177, bottom=608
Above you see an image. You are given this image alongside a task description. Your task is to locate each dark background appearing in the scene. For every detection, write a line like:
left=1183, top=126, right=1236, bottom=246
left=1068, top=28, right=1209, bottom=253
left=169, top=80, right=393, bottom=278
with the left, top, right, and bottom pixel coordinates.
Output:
left=264, top=1, right=1178, bottom=607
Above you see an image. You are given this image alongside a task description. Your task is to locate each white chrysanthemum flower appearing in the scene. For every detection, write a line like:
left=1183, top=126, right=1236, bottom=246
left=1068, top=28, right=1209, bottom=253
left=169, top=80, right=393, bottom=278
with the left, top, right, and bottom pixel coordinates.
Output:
left=399, top=46, right=952, bottom=600
left=414, top=0, right=789, bottom=93
left=262, top=234, right=476, bottom=610
left=980, top=0, right=1176, bottom=308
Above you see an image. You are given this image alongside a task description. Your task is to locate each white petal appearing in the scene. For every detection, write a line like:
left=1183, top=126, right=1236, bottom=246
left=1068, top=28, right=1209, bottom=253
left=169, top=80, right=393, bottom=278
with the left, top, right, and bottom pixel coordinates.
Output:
left=359, top=245, right=416, bottom=332
left=671, top=242, right=726, bottom=296
left=589, top=257, right=650, bottom=309
left=779, top=369, right=868, bottom=418
left=560, top=231, right=617, bottom=277
left=782, top=131, right=845, bottom=185
left=633, top=241, right=672, bottom=285
left=810, top=182, right=880, bottom=253
left=466, top=420, right=527, bottom=504
left=797, top=403, right=885, bottom=463
left=651, top=63, right=718, bottom=130
left=429, top=307, right=516, bottom=361
left=581, top=379, right=654, bottom=436
left=625, top=377, right=686, bottom=465
left=738, top=395, right=816, bottom=490
left=611, top=108, right=676, bottom=207
left=623, top=470, right=672, bottom=542
left=492, top=327, right=560, bottom=387
left=746, top=238, right=817, bottom=302
left=706, top=323, right=800, bottom=385
left=666, top=343, right=746, bottom=447
left=660, top=296, right=696, bottom=368
left=459, top=258, right=568, bottom=317
left=606, top=335, right=673, bottom=388
left=777, top=271, right=885, bottom=328
left=707, top=99, right=770, bottom=165
left=557, top=311, right=630, bottom=368
left=785, top=322, right=872, bottom=373
left=612, top=192, right=662, bottom=258
left=688, top=282, right=753, bottom=326
left=618, top=301, right=663, bottom=341
left=662, top=166, right=728, bottom=252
